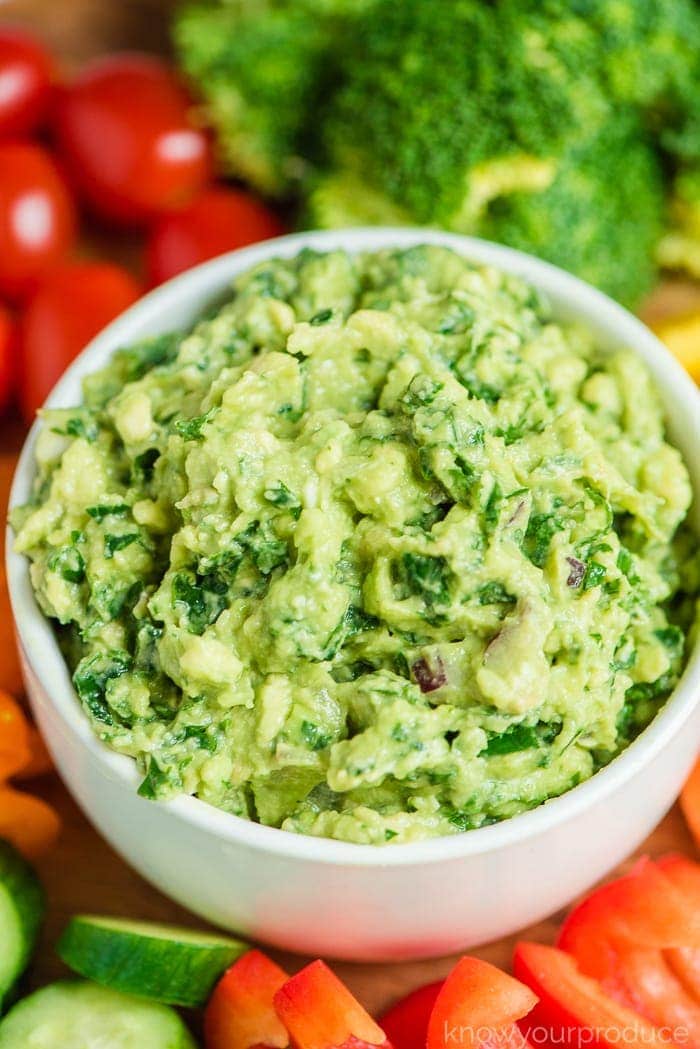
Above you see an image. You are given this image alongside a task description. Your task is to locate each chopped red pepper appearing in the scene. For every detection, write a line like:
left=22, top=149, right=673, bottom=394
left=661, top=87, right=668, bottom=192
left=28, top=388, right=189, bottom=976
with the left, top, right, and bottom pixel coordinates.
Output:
left=204, top=949, right=290, bottom=1049
left=557, top=855, right=700, bottom=1036
left=426, top=956, right=538, bottom=1049
left=557, top=855, right=700, bottom=973
left=273, top=960, right=390, bottom=1049
left=659, top=854, right=700, bottom=1002
left=380, top=981, right=443, bottom=1049
left=514, top=941, right=674, bottom=1049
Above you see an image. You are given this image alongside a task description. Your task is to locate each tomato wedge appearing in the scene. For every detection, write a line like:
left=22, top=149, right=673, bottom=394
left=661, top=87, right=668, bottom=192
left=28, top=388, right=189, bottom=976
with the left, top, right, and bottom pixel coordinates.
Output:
left=514, top=942, right=673, bottom=1049
left=204, top=949, right=289, bottom=1049
left=274, top=960, right=391, bottom=1049
left=681, top=761, right=700, bottom=850
left=380, top=981, right=443, bottom=1049
left=427, top=957, right=538, bottom=1049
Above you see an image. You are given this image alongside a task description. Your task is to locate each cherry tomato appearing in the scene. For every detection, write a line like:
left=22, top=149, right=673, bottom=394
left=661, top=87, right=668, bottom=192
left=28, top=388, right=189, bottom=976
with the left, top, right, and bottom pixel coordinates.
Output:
left=19, top=261, right=141, bottom=422
left=146, top=186, right=285, bottom=286
left=0, top=305, right=17, bottom=415
left=0, top=28, right=54, bottom=138
left=0, top=142, right=77, bottom=301
left=54, top=53, right=213, bottom=227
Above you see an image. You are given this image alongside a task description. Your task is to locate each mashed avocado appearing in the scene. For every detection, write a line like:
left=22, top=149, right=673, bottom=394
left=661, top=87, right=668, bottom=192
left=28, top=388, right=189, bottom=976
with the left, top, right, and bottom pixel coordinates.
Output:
left=13, top=246, right=699, bottom=844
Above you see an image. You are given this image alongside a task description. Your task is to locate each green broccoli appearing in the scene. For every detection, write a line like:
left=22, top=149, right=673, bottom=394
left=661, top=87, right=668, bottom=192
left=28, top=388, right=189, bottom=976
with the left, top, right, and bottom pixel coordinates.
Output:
left=314, top=0, right=665, bottom=302
left=173, top=0, right=375, bottom=196
left=657, top=167, right=700, bottom=278
left=481, top=119, right=665, bottom=306
left=173, top=0, right=700, bottom=302
left=321, top=0, right=614, bottom=230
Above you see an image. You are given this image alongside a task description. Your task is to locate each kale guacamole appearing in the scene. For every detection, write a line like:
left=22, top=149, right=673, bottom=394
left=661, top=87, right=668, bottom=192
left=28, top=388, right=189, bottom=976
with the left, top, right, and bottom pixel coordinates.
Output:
left=13, top=246, right=700, bottom=844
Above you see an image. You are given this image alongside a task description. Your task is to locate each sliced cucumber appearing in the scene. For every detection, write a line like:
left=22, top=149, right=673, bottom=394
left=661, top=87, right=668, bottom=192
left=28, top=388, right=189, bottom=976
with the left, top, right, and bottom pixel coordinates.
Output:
left=0, top=840, right=44, bottom=1008
left=0, top=980, right=196, bottom=1049
left=57, top=915, right=248, bottom=1007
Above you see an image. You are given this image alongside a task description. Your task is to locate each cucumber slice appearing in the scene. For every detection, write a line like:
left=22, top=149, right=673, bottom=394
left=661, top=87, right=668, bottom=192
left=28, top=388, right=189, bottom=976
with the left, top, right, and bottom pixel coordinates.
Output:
left=0, top=840, right=44, bottom=1008
left=0, top=981, right=196, bottom=1049
left=57, top=915, right=248, bottom=1007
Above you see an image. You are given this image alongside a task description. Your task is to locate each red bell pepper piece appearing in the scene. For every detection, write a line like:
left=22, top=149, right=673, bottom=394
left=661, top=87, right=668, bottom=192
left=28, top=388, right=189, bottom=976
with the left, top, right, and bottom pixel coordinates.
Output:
left=426, top=956, right=538, bottom=1049
left=557, top=855, right=700, bottom=978
left=611, top=945, right=700, bottom=1043
left=204, top=949, right=290, bottom=1049
left=680, top=761, right=700, bottom=850
left=273, top=960, right=391, bottom=1049
left=379, top=981, right=444, bottom=1049
left=514, top=942, right=673, bottom=1049
left=557, top=854, right=700, bottom=1033
left=659, top=854, right=700, bottom=1002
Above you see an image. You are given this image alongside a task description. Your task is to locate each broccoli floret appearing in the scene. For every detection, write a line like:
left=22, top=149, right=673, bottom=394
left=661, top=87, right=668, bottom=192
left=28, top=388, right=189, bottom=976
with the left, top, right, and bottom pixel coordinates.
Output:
left=301, top=171, right=411, bottom=229
left=173, top=1, right=344, bottom=195
left=657, top=167, right=700, bottom=278
left=312, top=0, right=666, bottom=302
left=321, top=0, right=614, bottom=229
left=481, top=119, right=665, bottom=306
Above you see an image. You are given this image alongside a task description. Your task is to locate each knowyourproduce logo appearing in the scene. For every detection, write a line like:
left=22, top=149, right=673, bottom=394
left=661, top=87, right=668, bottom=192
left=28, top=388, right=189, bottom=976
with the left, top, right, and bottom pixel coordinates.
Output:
left=440, top=1025, right=690, bottom=1046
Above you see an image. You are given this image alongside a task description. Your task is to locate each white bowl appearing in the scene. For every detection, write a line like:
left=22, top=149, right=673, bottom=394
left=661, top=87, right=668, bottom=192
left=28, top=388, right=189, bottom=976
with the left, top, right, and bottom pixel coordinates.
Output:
left=7, top=229, right=700, bottom=962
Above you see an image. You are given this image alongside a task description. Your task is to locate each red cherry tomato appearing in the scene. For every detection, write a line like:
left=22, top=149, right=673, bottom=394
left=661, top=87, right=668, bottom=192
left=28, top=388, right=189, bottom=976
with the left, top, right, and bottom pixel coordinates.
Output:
left=54, top=53, right=213, bottom=227
left=0, top=143, right=77, bottom=301
left=0, top=305, right=18, bottom=415
left=146, top=187, right=285, bottom=285
left=0, top=28, right=54, bottom=138
left=19, top=261, right=141, bottom=422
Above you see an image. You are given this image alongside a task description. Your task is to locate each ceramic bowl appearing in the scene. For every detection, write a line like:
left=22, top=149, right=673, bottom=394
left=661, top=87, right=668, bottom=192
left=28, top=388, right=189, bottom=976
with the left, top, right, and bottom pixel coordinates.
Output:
left=7, top=229, right=700, bottom=961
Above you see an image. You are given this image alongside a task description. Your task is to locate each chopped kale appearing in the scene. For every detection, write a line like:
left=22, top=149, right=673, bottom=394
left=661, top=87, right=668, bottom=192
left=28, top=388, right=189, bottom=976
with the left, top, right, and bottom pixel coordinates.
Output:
left=73, top=650, right=132, bottom=726
left=104, top=533, right=140, bottom=559
left=175, top=407, right=218, bottom=441
left=523, top=511, right=565, bottom=567
left=395, top=552, right=452, bottom=610
left=86, top=503, right=129, bottom=521
left=48, top=545, right=85, bottom=584
left=582, top=560, right=607, bottom=591
left=300, top=720, right=332, bottom=751
left=477, top=581, right=516, bottom=606
left=482, top=721, right=561, bottom=757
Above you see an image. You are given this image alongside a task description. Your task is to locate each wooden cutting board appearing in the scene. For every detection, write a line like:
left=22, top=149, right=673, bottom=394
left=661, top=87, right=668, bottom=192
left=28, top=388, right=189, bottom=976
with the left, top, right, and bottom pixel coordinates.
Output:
left=4, top=0, right=700, bottom=1018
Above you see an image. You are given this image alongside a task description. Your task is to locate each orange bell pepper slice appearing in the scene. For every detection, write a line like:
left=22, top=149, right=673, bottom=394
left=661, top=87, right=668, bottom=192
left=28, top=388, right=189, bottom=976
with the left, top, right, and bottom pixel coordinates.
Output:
left=274, top=960, right=390, bottom=1049
left=0, top=785, right=60, bottom=859
left=0, top=569, right=23, bottom=698
left=14, top=725, right=53, bottom=779
left=426, top=956, right=538, bottom=1049
left=681, top=761, right=700, bottom=851
left=0, top=690, right=31, bottom=779
left=204, top=949, right=290, bottom=1049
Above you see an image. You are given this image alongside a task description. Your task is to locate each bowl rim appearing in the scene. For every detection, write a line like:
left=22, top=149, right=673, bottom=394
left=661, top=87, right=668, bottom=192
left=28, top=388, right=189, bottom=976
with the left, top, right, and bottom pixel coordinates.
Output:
left=7, top=226, right=700, bottom=868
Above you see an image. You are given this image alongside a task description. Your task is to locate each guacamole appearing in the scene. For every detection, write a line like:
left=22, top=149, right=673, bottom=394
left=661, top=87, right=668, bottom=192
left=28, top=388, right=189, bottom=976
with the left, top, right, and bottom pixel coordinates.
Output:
left=13, top=246, right=699, bottom=845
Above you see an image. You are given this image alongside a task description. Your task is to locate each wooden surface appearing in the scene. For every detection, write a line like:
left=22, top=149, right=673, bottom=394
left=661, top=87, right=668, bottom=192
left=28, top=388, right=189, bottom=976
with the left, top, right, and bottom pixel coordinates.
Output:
left=3, top=0, right=700, bottom=1021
